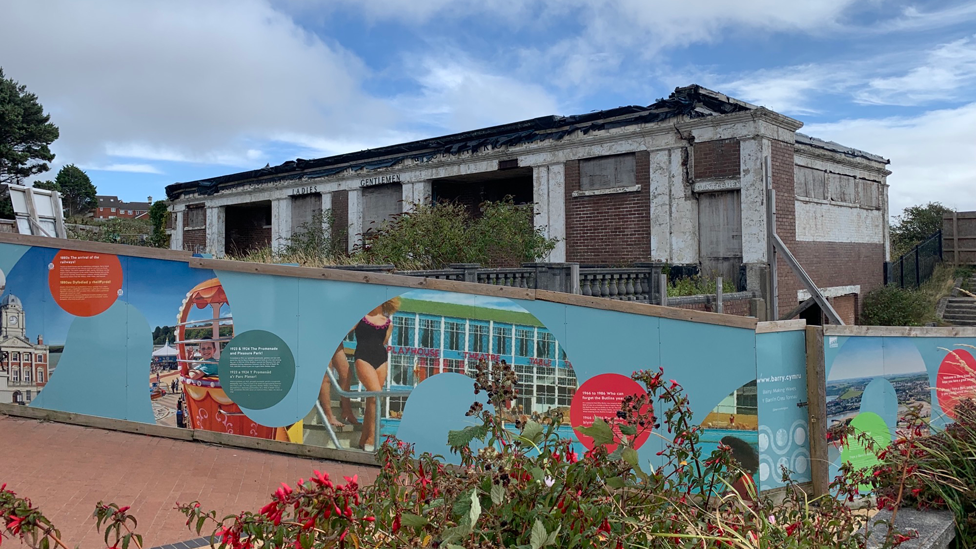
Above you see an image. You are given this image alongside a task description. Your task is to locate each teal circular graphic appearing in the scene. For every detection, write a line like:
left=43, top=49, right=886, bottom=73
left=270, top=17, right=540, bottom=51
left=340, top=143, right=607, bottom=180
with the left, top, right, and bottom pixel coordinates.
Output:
left=219, top=330, right=296, bottom=410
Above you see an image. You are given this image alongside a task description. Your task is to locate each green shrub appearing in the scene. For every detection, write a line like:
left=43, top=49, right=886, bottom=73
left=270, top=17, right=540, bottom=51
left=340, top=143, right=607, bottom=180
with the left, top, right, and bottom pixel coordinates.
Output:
left=67, top=217, right=152, bottom=246
left=284, top=211, right=346, bottom=260
left=359, top=198, right=558, bottom=269
left=859, top=285, right=931, bottom=326
left=667, top=275, right=736, bottom=297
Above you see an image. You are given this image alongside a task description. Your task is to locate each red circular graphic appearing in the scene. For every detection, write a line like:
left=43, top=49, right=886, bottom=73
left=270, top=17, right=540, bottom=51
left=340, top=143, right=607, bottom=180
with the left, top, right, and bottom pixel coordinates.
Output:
left=936, top=349, right=976, bottom=420
left=570, top=373, right=651, bottom=451
left=47, top=250, right=123, bottom=317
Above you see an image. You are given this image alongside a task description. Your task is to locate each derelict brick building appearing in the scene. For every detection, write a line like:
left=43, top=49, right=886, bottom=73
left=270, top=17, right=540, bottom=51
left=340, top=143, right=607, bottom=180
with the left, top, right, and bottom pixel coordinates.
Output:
left=165, top=85, right=891, bottom=323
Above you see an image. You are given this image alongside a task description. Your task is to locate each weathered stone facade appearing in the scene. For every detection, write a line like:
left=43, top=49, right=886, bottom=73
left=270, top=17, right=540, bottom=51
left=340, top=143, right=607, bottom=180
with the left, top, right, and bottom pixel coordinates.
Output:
left=165, top=85, right=891, bottom=322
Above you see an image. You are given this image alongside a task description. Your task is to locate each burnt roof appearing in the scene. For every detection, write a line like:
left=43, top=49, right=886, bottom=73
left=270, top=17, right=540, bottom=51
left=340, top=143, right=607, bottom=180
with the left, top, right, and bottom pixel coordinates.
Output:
left=795, top=133, right=889, bottom=164
left=167, top=85, right=759, bottom=200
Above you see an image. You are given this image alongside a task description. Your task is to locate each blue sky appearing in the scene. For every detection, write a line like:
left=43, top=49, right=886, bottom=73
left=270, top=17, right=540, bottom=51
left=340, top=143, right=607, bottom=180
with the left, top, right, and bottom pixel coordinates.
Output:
left=2, top=0, right=975, bottom=215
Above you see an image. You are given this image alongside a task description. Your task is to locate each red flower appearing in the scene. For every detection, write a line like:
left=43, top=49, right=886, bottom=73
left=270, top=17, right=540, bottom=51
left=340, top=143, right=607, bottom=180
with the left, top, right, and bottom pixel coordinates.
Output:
left=7, top=515, right=26, bottom=535
left=116, top=506, right=130, bottom=514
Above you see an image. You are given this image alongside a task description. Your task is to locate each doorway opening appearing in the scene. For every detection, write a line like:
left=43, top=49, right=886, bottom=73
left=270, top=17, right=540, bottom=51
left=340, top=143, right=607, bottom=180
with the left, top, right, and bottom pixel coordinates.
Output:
left=431, top=167, right=533, bottom=217
left=225, top=201, right=272, bottom=256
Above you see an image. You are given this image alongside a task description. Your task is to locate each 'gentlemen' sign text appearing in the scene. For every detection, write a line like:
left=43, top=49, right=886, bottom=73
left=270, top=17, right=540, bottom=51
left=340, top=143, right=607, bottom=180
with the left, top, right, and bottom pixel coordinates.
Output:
left=360, top=174, right=402, bottom=188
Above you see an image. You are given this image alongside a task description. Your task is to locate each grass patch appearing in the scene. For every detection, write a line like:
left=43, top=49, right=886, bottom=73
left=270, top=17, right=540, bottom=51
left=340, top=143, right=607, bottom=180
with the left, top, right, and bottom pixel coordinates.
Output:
left=861, top=263, right=958, bottom=326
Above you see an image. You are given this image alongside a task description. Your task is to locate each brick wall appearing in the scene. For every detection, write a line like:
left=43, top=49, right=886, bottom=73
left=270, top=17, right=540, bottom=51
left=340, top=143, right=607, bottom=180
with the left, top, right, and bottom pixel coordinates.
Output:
left=770, top=140, right=803, bottom=316
left=772, top=140, right=884, bottom=319
left=830, top=294, right=858, bottom=325
left=183, top=229, right=205, bottom=253
left=694, top=139, right=740, bottom=179
left=331, top=190, right=349, bottom=253
left=565, top=151, right=651, bottom=264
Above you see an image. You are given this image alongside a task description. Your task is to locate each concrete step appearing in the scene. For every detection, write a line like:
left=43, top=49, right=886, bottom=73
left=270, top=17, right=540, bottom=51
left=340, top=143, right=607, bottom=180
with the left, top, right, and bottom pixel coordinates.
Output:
left=945, top=319, right=976, bottom=326
left=945, top=305, right=976, bottom=312
left=944, top=315, right=976, bottom=323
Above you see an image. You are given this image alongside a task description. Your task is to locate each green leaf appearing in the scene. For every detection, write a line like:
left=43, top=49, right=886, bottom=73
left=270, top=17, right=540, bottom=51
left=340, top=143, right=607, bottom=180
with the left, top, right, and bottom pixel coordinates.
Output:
left=196, top=515, right=207, bottom=534
left=622, top=447, right=640, bottom=468
left=452, top=489, right=473, bottom=518
left=401, top=513, right=428, bottom=528
left=520, top=421, right=544, bottom=445
left=530, top=519, right=548, bottom=549
left=619, top=424, right=637, bottom=436
left=447, top=424, right=488, bottom=449
left=467, top=490, right=481, bottom=530
left=606, top=476, right=626, bottom=489
left=491, top=483, right=505, bottom=506
left=576, top=417, right=615, bottom=447
left=608, top=445, right=624, bottom=462
left=529, top=466, right=546, bottom=482
left=546, top=524, right=561, bottom=547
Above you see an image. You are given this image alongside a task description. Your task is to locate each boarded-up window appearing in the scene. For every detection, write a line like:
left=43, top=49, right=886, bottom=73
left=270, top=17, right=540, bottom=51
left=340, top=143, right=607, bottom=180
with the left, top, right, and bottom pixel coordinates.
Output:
left=580, top=153, right=636, bottom=191
left=827, top=173, right=856, bottom=203
left=291, top=193, right=322, bottom=234
left=184, top=205, right=206, bottom=228
left=362, top=184, right=402, bottom=233
left=858, top=180, right=880, bottom=209
left=795, top=167, right=826, bottom=200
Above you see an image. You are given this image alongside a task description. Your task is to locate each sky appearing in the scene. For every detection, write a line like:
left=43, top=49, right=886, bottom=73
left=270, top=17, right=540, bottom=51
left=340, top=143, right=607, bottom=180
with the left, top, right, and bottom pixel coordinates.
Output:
left=2, top=0, right=975, bottom=217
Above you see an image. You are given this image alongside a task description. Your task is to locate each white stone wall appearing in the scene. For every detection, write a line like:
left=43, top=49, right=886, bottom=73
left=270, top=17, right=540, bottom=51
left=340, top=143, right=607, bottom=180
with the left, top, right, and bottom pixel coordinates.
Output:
left=795, top=200, right=885, bottom=243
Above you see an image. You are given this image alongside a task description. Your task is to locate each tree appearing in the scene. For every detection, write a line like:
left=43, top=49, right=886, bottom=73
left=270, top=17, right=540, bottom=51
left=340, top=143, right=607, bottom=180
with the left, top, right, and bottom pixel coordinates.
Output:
left=32, top=180, right=58, bottom=191
left=55, top=164, right=97, bottom=216
left=890, top=202, right=953, bottom=258
left=148, top=200, right=170, bottom=248
left=0, top=68, right=59, bottom=185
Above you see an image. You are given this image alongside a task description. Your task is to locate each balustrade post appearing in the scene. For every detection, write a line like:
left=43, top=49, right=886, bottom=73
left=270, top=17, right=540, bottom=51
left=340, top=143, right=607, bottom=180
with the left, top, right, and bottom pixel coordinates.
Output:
left=716, top=276, right=724, bottom=314
left=448, top=263, right=480, bottom=283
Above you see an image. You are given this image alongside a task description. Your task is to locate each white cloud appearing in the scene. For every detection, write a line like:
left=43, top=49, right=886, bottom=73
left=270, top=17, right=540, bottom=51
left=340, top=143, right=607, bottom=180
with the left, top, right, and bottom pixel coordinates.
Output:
left=0, top=0, right=396, bottom=170
left=854, top=35, right=976, bottom=106
left=392, top=58, right=560, bottom=133
left=81, top=163, right=164, bottom=174
left=716, top=65, right=846, bottom=115
left=804, top=103, right=976, bottom=215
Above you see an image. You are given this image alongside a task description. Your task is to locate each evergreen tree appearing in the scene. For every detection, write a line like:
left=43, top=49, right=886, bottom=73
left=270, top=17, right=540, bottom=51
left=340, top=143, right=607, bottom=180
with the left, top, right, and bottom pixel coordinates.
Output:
left=0, top=68, right=59, bottom=185
left=55, top=164, right=97, bottom=216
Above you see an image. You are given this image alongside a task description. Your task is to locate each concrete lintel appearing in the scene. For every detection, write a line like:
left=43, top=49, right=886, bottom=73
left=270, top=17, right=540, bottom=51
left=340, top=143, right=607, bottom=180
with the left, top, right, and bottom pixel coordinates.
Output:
left=571, top=184, right=641, bottom=198
left=797, top=285, right=861, bottom=300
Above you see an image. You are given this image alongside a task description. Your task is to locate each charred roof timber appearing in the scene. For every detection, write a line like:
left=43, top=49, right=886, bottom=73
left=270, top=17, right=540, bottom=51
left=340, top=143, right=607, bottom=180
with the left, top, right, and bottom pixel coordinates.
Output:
left=165, top=85, right=877, bottom=200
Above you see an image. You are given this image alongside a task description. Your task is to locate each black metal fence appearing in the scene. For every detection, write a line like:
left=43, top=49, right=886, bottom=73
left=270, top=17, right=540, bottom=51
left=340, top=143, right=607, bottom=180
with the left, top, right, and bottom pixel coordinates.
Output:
left=885, top=230, right=943, bottom=289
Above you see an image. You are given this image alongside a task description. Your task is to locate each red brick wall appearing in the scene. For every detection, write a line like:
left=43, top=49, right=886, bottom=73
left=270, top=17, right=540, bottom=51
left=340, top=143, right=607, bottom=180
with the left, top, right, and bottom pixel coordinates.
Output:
left=770, top=140, right=803, bottom=316
left=830, top=294, right=858, bottom=325
left=771, top=139, right=883, bottom=320
left=183, top=229, right=205, bottom=253
left=331, top=190, right=349, bottom=253
left=672, top=297, right=753, bottom=317
left=565, top=151, right=651, bottom=264
left=694, top=139, right=740, bottom=179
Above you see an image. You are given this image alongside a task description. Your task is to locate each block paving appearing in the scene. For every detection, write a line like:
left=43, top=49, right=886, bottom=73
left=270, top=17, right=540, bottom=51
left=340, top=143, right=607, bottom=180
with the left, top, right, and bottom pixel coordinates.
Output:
left=0, top=415, right=377, bottom=548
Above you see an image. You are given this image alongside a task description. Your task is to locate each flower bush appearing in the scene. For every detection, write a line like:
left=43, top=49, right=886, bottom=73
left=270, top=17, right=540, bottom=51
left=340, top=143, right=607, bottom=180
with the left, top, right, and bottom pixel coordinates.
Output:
left=871, top=400, right=976, bottom=548
left=4, top=361, right=917, bottom=548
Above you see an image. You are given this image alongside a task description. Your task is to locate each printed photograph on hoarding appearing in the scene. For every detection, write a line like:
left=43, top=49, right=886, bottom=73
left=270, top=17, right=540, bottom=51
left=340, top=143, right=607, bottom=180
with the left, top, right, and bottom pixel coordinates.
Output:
left=309, top=289, right=579, bottom=452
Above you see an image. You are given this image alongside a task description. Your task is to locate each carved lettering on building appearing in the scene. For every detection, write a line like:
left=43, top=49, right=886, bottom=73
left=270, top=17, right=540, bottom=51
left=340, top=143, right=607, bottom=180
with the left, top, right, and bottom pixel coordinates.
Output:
left=290, top=186, right=319, bottom=196
left=360, top=174, right=402, bottom=188
left=692, top=179, right=741, bottom=193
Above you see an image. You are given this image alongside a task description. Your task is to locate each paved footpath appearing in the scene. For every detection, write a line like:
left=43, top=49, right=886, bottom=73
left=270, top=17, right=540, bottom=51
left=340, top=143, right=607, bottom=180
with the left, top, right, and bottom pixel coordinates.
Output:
left=0, top=415, right=377, bottom=548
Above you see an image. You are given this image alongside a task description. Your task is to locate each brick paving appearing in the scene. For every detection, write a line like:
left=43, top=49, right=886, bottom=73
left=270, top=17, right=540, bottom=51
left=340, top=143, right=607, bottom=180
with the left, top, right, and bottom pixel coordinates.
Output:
left=0, top=415, right=377, bottom=549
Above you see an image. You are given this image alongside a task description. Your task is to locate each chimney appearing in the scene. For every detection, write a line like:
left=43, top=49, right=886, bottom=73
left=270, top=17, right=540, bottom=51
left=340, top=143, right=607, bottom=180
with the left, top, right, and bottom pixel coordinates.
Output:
left=37, top=335, right=43, bottom=345
left=148, top=196, right=153, bottom=204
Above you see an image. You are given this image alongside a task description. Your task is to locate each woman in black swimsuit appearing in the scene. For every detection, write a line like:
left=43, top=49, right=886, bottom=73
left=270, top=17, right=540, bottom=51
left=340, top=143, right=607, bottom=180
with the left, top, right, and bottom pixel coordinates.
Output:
left=354, top=297, right=399, bottom=451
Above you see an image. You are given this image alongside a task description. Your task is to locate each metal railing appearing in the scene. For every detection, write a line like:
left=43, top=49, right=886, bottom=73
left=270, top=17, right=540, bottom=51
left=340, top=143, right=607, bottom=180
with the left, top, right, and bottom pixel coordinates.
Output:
left=316, top=367, right=413, bottom=452
left=886, top=230, right=943, bottom=289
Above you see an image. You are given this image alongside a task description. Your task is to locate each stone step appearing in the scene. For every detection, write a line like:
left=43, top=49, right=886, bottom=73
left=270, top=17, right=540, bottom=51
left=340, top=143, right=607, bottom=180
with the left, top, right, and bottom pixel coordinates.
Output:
left=944, top=314, right=976, bottom=322
left=945, top=319, right=976, bottom=326
left=945, top=304, right=976, bottom=312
